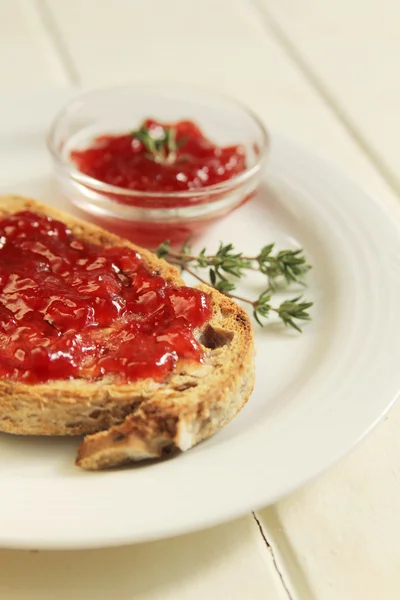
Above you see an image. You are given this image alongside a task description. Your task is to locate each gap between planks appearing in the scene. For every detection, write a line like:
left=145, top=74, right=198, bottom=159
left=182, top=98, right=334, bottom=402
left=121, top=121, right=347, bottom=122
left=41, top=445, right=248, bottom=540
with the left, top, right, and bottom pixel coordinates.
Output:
left=252, top=510, right=317, bottom=600
left=33, top=0, right=80, bottom=85
left=252, top=511, right=295, bottom=600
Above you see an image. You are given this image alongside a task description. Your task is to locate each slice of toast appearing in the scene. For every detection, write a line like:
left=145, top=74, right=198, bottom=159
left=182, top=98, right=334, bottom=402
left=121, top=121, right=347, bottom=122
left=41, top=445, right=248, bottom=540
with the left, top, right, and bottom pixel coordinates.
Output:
left=0, top=196, right=255, bottom=469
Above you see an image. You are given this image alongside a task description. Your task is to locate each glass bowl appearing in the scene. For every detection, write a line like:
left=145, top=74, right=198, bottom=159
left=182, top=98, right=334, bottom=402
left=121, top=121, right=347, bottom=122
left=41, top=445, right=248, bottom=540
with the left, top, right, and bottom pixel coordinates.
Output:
left=47, top=83, right=269, bottom=249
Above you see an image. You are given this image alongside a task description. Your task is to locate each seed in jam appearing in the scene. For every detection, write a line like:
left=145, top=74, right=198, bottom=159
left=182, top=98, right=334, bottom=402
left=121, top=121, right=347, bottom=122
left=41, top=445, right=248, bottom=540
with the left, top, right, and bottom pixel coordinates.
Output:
left=0, top=210, right=212, bottom=384
left=70, top=118, right=247, bottom=195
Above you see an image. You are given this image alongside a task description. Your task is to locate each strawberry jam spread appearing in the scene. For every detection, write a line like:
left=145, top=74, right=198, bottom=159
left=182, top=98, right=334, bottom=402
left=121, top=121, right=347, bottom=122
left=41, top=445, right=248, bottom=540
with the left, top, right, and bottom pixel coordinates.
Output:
left=0, top=210, right=211, bottom=384
left=70, top=119, right=247, bottom=194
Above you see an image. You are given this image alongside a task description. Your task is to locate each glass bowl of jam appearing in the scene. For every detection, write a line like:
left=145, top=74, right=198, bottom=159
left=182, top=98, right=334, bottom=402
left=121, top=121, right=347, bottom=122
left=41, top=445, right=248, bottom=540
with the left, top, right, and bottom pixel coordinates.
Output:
left=47, top=83, right=269, bottom=249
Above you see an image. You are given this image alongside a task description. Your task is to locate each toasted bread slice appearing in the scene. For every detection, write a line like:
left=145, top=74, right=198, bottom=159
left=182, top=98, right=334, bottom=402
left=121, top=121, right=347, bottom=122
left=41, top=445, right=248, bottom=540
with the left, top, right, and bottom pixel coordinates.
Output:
left=0, top=195, right=255, bottom=469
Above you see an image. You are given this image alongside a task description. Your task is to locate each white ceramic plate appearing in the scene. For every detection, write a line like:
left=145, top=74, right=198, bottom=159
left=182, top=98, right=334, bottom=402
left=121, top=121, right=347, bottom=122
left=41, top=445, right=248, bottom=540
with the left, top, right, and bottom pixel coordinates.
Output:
left=0, top=92, right=400, bottom=550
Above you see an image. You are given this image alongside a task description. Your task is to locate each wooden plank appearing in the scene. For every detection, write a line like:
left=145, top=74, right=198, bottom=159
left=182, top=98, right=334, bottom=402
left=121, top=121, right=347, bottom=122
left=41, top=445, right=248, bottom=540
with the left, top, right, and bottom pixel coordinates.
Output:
left=0, top=516, right=290, bottom=600
left=42, top=0, right=274, bottom=89
left=0, top=0, right=68, bottom=85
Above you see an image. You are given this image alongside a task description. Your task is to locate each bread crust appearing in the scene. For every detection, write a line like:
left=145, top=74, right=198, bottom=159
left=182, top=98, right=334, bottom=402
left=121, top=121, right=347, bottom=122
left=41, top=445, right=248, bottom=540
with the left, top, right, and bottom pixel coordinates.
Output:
left=0, top=195, right=255, bottom=469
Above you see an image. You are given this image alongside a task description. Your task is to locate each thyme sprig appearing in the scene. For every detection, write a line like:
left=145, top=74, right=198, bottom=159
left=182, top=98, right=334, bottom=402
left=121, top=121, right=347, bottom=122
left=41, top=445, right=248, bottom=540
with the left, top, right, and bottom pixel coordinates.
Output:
left=131, top=123, right=185, bottom=164
left=156, top=241, right=313, bottom=332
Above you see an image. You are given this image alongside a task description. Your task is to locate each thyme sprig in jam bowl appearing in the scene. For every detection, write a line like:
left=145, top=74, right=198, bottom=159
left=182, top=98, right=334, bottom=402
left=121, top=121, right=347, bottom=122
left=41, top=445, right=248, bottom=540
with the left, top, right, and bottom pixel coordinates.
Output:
left=47, top=83, right=269, bottom=248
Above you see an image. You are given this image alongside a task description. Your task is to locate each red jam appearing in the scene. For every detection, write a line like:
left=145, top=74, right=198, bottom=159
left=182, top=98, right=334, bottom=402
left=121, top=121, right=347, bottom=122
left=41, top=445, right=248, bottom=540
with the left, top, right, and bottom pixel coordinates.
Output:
left=0, top=211, right=212, bottom=384
left=71, top=119, right=247, bottom=194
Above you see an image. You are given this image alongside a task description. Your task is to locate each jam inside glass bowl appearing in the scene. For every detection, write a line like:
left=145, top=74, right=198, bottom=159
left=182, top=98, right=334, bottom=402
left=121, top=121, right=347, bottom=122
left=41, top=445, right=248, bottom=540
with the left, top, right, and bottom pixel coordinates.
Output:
left=70, top=118, right=247, bottom=197
left=47, top=84, right=269, bottom=249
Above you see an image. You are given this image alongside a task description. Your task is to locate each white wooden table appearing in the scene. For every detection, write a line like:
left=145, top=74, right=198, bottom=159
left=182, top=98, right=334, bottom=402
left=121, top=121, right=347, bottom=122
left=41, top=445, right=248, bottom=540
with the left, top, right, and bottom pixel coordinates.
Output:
left=1, top=1, right=400, bottom=598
